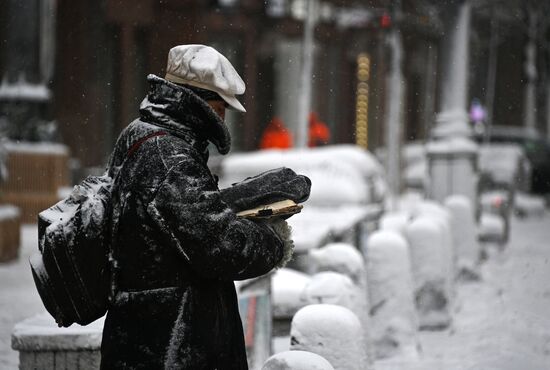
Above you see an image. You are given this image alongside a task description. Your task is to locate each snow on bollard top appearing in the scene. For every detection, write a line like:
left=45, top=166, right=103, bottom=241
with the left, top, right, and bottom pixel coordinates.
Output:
left=272, top=268, right=312, bottom=319
left=302, top=272, right=356, bottom=309
left=309, top=243, right=365, bottom=285
left=262, top=350, right=334, bottom=370
left=291, top=304, right=367, bottom=370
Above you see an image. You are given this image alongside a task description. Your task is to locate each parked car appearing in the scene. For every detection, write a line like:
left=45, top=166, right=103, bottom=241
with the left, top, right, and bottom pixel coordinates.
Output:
left=474, top=126, right=550, bottom=194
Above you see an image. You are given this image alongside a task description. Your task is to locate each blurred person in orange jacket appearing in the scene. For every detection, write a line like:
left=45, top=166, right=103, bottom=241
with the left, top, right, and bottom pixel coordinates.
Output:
left=259, top=116, right=293, bottom=149
left=308, top=112, right=330, bottom=147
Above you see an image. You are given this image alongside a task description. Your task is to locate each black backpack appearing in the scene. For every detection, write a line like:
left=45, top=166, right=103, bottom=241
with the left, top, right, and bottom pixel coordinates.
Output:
left=30, top=131, right=166, bottom=327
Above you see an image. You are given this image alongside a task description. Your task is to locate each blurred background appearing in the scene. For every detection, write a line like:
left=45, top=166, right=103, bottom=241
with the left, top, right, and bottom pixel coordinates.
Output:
left=2, top=0, right=550, bottom=369
left=0, top=0, right=548, bottom=168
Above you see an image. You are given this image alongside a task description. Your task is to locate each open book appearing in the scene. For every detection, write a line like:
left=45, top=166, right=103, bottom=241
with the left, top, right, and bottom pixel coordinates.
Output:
left=236, top=199, right=303, bottom=219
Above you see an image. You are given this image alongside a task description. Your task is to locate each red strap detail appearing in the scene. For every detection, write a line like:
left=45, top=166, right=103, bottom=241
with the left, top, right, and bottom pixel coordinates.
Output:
left=127, top=131, right=167, bottom=157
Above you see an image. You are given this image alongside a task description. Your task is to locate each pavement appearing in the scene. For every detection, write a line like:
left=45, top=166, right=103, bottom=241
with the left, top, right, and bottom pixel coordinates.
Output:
left=377, top=211, right=550, bottom=370
left=1, top=212, right=550, bottom=369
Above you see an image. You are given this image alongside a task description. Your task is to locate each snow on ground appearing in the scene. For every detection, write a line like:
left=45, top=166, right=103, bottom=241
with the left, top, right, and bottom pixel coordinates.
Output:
left=377, top=211, right=550, bottom=370
left=0, top=225, right=44, bottom=370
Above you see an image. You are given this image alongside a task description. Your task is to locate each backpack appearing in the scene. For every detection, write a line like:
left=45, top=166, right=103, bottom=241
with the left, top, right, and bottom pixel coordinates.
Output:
left=30, top=131, right=167, bottom=327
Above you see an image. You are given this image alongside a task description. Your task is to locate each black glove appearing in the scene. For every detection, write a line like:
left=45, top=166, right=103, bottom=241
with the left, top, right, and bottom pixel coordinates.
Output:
left=220, top=167, right=311, bottom=212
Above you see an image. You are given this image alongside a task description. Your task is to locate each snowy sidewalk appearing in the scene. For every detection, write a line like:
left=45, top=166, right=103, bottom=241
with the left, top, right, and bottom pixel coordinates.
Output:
left=377, top=212, right=550, bottom=370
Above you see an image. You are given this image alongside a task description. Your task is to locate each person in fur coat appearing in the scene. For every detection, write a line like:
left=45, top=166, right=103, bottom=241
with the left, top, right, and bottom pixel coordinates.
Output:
left=100, top=45, right=303, bottom=370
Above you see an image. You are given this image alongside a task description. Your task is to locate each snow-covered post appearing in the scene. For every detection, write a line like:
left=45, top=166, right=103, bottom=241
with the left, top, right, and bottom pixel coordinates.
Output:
left=272, top=269, right=312, bottom=341
left=308, top=246, right=370, bottom=325
left=444, top=194, right=480, bottom=280
left=308, top=244, right=373, bottom=367
left=302, top=272, right=367, bottom=335
left=416, top=200, right=456, bottom=293
left=309, top=243, right=367, bottom=292
left=290, top=304, right=368, bottom=370
left=262, top=351, right=334, bottom=370
left=405, top=217, right=452, bottom=330
left=364, top=230, right=419, bottom=359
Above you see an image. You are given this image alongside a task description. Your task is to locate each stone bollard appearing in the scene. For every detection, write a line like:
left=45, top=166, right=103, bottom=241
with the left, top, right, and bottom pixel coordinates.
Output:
left=309, top=243, right=366, bottom=287
left=364, top=230, right=419, bottom=359
left=302, top=272, right=364, bottom=327
left=415, top=201, right=456, bottom=297
left=262, top=350, right=334, bottom=370
left=405, top=216, right=452, bottom=330
left=272, top=268, right=312, bottom=346
left=12, top=313, right=103, bottom=370
left=445, top=194, right=481, bottom=280
left=290, top=304, right=368, bottom=370
left=307, top=245, right=374, bottom=366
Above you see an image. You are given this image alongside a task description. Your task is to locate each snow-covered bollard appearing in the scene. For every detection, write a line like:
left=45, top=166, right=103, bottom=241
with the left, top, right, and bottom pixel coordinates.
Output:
left=308, top=245, right=374, bottom=368
left=302, top=272, right=365, bottom=328
left=309, top=243, right=366, bottom=286
left=415, top=201, right=456, bottom=296
left=290, top=304, right=368, bottom=370
left=272, top=268, right=312, bottom=341
left=262, top=351, right=334, bottom=370
left=364, top=230, right=419, bottom=359
left=444, top=195, right=481, bottom=280
left=405, top=217, right=452, bottom=330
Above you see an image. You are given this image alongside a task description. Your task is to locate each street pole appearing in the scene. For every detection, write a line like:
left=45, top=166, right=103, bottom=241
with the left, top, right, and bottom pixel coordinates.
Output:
left=385, top=0, right=404, bottom=211
left=296, top=0, right=317, bottom=149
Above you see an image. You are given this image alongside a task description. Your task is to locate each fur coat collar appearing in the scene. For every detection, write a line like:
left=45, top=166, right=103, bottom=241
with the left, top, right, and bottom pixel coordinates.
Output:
left=139, top=74, right=231, bottom=155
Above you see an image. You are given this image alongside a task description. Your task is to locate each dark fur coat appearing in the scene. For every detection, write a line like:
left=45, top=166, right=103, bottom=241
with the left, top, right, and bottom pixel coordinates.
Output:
left=100, top=75, right=284, bottom=370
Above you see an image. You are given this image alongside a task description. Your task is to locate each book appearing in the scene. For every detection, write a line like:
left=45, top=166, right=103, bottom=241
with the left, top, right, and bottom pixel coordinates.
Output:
left=236, top=199, right=303, bottom=219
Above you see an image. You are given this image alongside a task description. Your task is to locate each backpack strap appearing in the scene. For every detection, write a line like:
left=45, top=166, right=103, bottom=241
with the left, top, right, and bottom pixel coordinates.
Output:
left=127, top=131, right=168, bottom=157
left=107, top=130, right=168, bottom=304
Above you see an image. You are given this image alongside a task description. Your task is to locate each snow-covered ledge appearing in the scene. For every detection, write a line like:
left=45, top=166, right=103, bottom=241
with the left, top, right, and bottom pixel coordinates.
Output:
left=11, top=313, right=104, bottom=370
